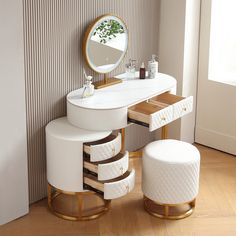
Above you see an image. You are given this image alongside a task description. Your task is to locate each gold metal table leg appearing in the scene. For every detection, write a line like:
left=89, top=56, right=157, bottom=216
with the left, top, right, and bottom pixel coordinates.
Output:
left=120, top=128, right=143, bottom=158
left=47, top=183, right=111, bottom=221
left=77, top=193, right=83, bottom=217
left=120, top=128, right=125, bottom=153
left=121, top=124, right=169, bottom=159
left=161, top=125, right=168, bottom=139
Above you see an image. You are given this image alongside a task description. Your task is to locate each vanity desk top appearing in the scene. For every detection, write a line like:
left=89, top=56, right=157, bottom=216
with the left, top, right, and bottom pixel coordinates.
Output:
left=67, top=73, right=176, bottom=110
left=66, top=72, right=192, bottom=132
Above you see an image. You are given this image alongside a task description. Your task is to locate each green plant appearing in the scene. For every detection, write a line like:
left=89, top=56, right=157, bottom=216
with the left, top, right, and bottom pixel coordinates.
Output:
left=93, top=19, right=125, bottom=44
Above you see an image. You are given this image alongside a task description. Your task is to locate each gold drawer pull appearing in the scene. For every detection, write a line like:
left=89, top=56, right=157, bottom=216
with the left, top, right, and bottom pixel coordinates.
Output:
left=161, top=117, right=166, bottom=121
left=126, top=185, right=129, bottom=193
left=112, top=145, right=115, bottom=156
left=183, top=107, right=187, bottom=111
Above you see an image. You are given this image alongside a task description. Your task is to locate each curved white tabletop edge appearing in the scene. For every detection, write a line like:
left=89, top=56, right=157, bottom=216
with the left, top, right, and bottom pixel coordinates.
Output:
left=67, top=72, right=176, bottom=110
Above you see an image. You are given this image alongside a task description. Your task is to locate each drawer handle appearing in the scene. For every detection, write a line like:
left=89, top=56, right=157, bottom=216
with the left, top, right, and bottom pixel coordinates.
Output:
left=120, top=167, right=124, bottom=174
left=112, top=145, right=115, bottom=156
left=126, top=185, right=129, bottom=193
left=182, top=107, right=187, bottom=111
left=161, top=117, right=166, bottom=121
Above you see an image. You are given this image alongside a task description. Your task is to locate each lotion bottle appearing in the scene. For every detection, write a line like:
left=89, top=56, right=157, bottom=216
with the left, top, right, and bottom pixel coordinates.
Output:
left=148, top=55, right=158, bottom=79
left=139, top=62, right=146, bottom=79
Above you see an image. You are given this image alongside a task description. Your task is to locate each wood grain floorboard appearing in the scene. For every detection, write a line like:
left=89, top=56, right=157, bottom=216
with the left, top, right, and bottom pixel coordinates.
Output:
left=0, top=144, right=236, bottom=236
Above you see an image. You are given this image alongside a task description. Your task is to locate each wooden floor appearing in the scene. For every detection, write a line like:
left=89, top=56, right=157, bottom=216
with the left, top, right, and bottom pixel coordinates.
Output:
left=1, top=144, right=236, bottom=236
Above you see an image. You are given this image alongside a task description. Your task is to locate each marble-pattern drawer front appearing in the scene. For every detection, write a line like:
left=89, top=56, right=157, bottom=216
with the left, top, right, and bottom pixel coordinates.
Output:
left=84, top=133, right=121, bottom=162
left=84, top=151, right=129, bottom=181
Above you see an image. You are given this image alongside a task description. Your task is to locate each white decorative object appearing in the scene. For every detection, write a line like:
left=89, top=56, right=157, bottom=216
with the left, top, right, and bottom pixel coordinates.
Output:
left=142, top=139, right=200, bottom=204
left=81, top=75, right=94, bottom=98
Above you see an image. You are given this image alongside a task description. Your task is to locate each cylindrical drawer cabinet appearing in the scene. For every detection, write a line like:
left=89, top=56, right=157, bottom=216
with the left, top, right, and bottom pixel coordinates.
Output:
left=45, top=117, right=135, bottom=221
left=46, top=117, right=111, bottom=192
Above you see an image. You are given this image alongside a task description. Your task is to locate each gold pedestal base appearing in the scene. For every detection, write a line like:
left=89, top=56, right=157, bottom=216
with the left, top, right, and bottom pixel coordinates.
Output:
left=48, top=183, right=111, bottom=221
left=143, top=196, right=196, bottom=220
left=93, top=78, right=122, bottom=89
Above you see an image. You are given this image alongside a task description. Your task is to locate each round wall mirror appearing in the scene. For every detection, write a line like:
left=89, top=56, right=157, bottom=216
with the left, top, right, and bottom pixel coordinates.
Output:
left=83, top=14, right=128, bottom=88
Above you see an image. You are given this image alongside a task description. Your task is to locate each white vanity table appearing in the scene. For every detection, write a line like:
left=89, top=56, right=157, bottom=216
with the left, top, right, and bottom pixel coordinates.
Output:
left=46, top=72, right=193, bottom=221
left=46, top=14, right=193, bottom=221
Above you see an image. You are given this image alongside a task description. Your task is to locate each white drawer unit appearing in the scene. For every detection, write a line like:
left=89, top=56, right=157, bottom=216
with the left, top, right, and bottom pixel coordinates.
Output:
left=128, top=93, right=193, bottom=131
left=67, top=73, right=177, bottom=131
left=84, top=169, right=135, bottom=200
left=84, top=133, right=122, bottom=162
left=128, top=101, right=173, bottom=132
left=149, top=93, right=193, bottom=121
left=84, top=151, right=129, bottom=181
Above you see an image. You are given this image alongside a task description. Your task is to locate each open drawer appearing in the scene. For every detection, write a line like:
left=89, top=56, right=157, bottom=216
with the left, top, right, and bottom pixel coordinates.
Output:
left=149, top=92, right=193, bottom=121
left=84, top=133, right=121, bottom=162
left=84, top=169, right=135, bottom=200
left=128, top=101, right=173, bottom=131
left=84, top=151, right=129, bottom=181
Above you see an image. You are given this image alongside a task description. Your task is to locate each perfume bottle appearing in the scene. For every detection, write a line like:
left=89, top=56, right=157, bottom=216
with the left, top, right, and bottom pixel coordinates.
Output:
left=125, top=59, right=136, bottom=79
left=82, top=69, right=94, bottom=98
left=139, top=62, right=146, bottom=79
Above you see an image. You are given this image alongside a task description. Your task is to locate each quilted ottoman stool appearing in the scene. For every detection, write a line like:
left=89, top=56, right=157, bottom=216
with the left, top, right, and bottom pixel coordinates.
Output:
left=142, top=139, right=200, bottom=219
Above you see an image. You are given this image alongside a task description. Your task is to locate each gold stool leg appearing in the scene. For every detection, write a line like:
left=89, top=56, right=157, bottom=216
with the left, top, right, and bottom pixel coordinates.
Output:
left=164, top=205, right=169, bottom=217
left=143, top=195, right=196, bottom=220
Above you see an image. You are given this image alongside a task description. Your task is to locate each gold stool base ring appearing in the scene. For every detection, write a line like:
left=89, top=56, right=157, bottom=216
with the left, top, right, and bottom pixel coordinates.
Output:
left=143, top=195, right=196, bottom=220
left=48, top=183, right=111, bottom=221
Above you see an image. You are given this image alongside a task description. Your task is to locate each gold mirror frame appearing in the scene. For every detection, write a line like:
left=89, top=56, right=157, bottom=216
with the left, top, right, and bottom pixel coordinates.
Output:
left=83, top=14, right=128, bottom=89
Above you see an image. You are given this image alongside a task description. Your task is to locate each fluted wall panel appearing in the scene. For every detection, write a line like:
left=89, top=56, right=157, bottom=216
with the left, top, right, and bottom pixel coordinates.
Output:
left=23, top=0, right=160, bottom=203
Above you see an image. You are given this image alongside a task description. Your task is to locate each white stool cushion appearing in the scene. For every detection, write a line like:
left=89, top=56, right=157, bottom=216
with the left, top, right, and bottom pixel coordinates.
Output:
left=142, top=139, right=200, bottom=204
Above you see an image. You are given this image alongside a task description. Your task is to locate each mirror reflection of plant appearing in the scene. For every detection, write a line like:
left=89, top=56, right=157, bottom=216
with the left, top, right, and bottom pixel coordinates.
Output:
left=93, top=20, right=125, bottom=44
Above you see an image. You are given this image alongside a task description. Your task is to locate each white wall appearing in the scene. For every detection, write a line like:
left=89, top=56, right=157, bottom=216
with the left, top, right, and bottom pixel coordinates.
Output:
left=0, top=0, right=29, bottom=225
left=158, top=0, right=200, bottom=143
